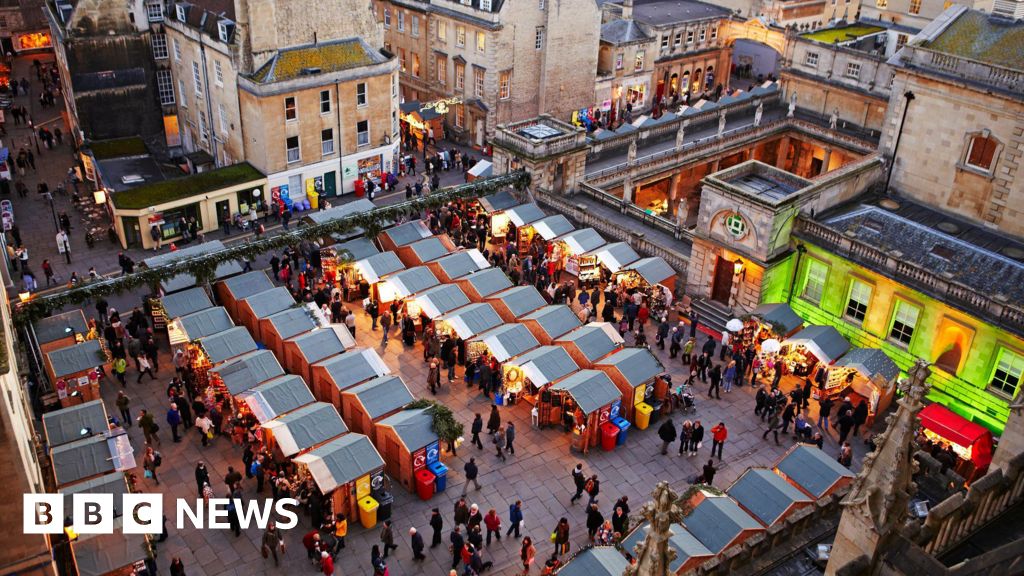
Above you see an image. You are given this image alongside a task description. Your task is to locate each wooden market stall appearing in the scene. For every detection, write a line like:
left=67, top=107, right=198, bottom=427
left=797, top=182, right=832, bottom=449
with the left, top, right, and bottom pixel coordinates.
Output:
left=260, top=304, right=325, bottom=359
left=376, top=266, right=441, bottom=308
left=33, top=310, right=89, bottom=357
left=166, top=307, right=235, bottom=354
left=261, top=402, right=348, bottom=458
left=409, top=284, right=471, bottom=320
left=283, top=326, right=357, bottom=385
left=322, top=237, right=381, bottom=293
left=143, top=239, right=243, bottom=295
left=726, top=468, right=814, bottom=527
left=613, top=256, right=677, bottom=293
left=556, top=547, right=629, bottom=576
left=587, top=242, right=641, bottom=275
left=45, top=340, right=106, bottom=407
left=208, top=350, right=285, bottom=397
left=917, top=403, right=994, bottom=484
left=595, top=347, right=666, bottom=422
left=300, top=198, right=377, bottom=241
left=485, top=285, right=547, bottom=323
left=475, top=191, right=522, bottom=244
left=377, top=219, right=433, bottom=252
left=553, top=228, right=606, bottom=283
left=50, top=435, right=117, bottom=488
left=238, top=374, right=316, bottom=423
left=433, top=303, right=504, bottom=340
left=545, top=369, right=622, bottom=453
left=374, top=407, right=439, bottom=492
left=60, top=471, right=130, bottom=523
left=214, top=270, right=275, bottom=320
left=428, top=249, right=490, bottom=283
left=351, top=251, right=406, bottom=303
left=236, top=287, right=296, bottom=340
left=554, top=322, right=625, bottom=368
left=521, top=305, right=583, bottom=345
left=466, top=159, right=492, bottom=182
left=158, top=286, right=214, bottom=325
left=292, top=433, right=386, bottom=527
left=192, top=327, right=258, bottom=394
left=749, top=303, right=805, bottom=339
left=311, top=348, right=391, bottom=407
left=621, top=522, right=713, bottom=575
left=782, top=324, right=851, bottom=381
left=341, top=375, right=415, bottom=436
left=503, top=345, right=580, bottom=406
left=42, top=400, right=109, bottom=448
left=774, top=445, right=855, bottom=499
left=70, top=531, right=148, bottom=576
left=456, top=267, right=514, bottom=302
left=831, top=348, right=900, bottom=427
left=396, top=236, right=456, bottom=268
left=467, top=324, right=540, bottom=364
left=681, top=494, right=764, bottom=555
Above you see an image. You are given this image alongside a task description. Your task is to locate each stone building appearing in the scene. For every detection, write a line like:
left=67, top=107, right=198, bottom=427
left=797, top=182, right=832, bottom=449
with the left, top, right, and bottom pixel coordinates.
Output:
left=0, top=0, right=50, bottom=54
left=859, top=0, right=995, bottom=50
left=373, top=0, right=601, bottom=147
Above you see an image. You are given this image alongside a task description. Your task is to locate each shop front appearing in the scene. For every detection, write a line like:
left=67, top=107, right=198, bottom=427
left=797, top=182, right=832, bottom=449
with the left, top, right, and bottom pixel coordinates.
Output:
left=588, top=242, right=641, bottom=276
left=613, top=256, right=677, bottom=293
left=261, top=402, right=348, bottom=459
left=429, top=249, right=491, bottom=283
left=166, top=307, right=235, bottom=356
left=433, top=303, right=504, bottom=341
left=917, top=404, right=994, bottom=484
left=747, top=303, right=805, bottom=339
left=456, top=268, right=514, bottom=302
left=831, top=348, right=900, bottom=428
left=521, top=305, right=584, bottom=345
left=193, top=327, right=259, bottom=396
left=595, top=347, right=666, bottom=424
left=485, top=286, right=548, bottom=323
left=781, top=324, right=851, bottom=382
left=322, top=237, right=381, bottom=291
left=292, top=434, right=386, bottom=527
left=475, top=191, right=521, bottom=243
left=546, top=370, right=622, bottom=453
left=350, top=251, right=406, bottom=303
left=33, top=310, right=89, bottom=359
left=503, top=345, right=580, bottom=407
left=13, top=31, right=53, bottom=53
left=399, top=100, right=445, bottom=148
left=377, top=266, right=442, bottom=309
left=44, top=340, right=106, bottom=407
left=158, top=287, right=214, bottom=327
left=553, top=228, right=605, bottom=284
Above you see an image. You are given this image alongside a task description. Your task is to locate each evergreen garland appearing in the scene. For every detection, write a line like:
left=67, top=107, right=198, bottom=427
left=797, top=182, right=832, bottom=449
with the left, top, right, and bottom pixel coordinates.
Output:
left=13, top=171, right=530, bottom=326
left=406, top=398, right=465, bottom=443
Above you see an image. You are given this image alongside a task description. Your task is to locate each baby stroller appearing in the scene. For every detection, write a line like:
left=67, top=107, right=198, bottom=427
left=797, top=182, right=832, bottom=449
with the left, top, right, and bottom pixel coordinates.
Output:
left=674, top=381, right=697, bottom=415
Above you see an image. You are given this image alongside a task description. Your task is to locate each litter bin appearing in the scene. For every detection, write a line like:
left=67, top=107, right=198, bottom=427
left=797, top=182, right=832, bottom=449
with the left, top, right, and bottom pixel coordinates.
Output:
left=600, top=422, right=619, bottom=452
left=358, top=496, right=379, bottom=529
left=612, top=416, right=631, bottom=446
left=377, top=493, right=394, bottom=522
left=634, top=402, right=654, bottom=430
left=415, top=469, right=436, bottom=501
left=427, top=461, right=448, bottom=492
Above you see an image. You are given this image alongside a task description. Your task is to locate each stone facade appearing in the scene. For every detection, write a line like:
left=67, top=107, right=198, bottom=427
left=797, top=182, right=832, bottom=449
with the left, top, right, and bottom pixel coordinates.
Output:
left=491, top=115, right=589, bottom=196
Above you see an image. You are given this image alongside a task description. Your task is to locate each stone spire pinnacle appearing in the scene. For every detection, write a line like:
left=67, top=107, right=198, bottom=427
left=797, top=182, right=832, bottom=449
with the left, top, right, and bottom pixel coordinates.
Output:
left=625, top=481, right=684, bottom=576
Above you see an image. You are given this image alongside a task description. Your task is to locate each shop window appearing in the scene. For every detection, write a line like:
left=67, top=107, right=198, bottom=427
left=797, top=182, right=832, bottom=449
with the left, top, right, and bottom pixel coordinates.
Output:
left=321, top=129, right=334, bottom=155
left=286, top=136, right=300, bottom=163
left=909, top=0, right=921, bottom=13
left=805, top=52, right=819, bottom=67
left=157, top=70, right=175, bottom=105
left=321, top=90, right=332, bottom=114
left=801, top=258, right=828, bottom=304
left=214, top=60, right=223, bottom=86
left=474, top=68, right=485, bottom=97
left=456, top=62, right=465, bottom=90
left=845, top=62, right=861, bottom=79
left=990, top=348, right=1024, bottom=398
left=357, top=120, right=369, bottom=146
left=457, top=25, right=466, bottom=47
left=845, top=280, right=871, bottom=323
left=284, top=96, right=296, bottom=121
left=634, top=50, right=644, bottom=71
left=499, top=71, right=510, bottom=99
left=152, top=33, right=168, bottom=59
left=964, top=133, right=999, bottom=172
left=889, top=300, right=919, bottom=346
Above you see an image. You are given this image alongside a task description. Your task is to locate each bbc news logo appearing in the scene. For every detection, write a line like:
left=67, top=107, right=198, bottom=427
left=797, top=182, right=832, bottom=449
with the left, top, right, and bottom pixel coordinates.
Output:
left=24, top=494, right=299, bottom=534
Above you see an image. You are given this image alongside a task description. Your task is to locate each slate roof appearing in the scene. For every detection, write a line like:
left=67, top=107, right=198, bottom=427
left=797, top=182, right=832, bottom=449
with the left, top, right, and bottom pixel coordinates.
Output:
left=34, top=310, right=88, bottom=345
left=470, top=324, right=541, bottom=362
left=557, top=227, right=607, bottom=255
left=596, top=347, right=664, bottom=387
left=332, top=237, right=379, bottom=262
left=177, top=307, right=234, bottom=340
left=683, top=496, right=762, bottom=554
left=51, top=436, right=114, bottom=487
left=727, top=469, right=813, bottom=526
left=382, top=220, right=433, bottom=247
left=532, top=214, right=575, bottom=240
left=161, top=287, right=213, bottom=319
left=923, top=9, right=1024, bottom=71
left=320, top=348, right=391, bottom=391
left=251, top=38, right=388, bottom=84
left=556, top=546, right=629, bottom=576
left=557, top=323, right=624, bottom=364
left=219, top=270, right=274, bottom=300
left=629, top=0, right=732, bottom=26
left=378, top=408, right=437, bottom=451
left=61, top=472, right=128, bottom=521
left=834, top=348, right=900, bottom=383
left=356, top=251, right=406, bottom=284
left=506, top=346, right=579, bottom=386
left=43, top=400, right=108, bottom=448
left=787, top=325, right=850, bottom=364
left=477, top=191, right=519, bottom=213
left=621, top=523, right=713, bottom=572
left=199, top=327, right=257, bottom=364
left=462, top=268, right=513, bottom=297
left=383, top=266, right=441, bottom=297
left=621, top=256, right=676, bottom=285
left=550, top=370, right=622, bottom=415
left=434, top=249, right=490, bottom=279
left=750, top=303, right=804, bottom=335
left=504, top=203, right=546, bottom=226
left=238, top=375, right=316, bottom=423
left=489, top=286, right=547, bottom=318
left=588, top=242, right=640, bottom=273
left=293, top=433, right=385, bottom=494
left=775, top=445, right=855, bottom=498
left=601, top=18, right=650, bottom=45
left=348, top=375, right=415, bottom=419
left=244, top=287, right=296, bottom=319
left=208, top=350, right=285, bottom=395
left=265, top=307, right=318, bottom=341
left=436, top=303, right=504, bottom=339
left=263, top=402, right=348, bottom=457
left=409, top=237, right=452, bottom=263
left=47, top=340, right=104, bottom=378
left=292, top=328, right=351, bottom=364
left=522, top=305, right=583, bottom=339
left=73, top=531, right=147, bottom=576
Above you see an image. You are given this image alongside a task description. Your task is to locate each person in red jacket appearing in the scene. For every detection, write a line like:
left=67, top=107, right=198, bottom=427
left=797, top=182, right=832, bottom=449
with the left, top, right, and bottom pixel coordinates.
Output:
left=484, top=508, right=502, bottom=545
left=710, top=422, right=728, bottom=460
left=320, top=551, right=334, bottom=576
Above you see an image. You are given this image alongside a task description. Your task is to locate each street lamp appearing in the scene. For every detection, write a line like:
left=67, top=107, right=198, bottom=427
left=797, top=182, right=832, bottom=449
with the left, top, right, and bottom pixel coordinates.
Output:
left=43, top=191, right=58, bottom=232
left=733, top=258, right=745, bottom=277
left=884, top=90, right=915, bottom=194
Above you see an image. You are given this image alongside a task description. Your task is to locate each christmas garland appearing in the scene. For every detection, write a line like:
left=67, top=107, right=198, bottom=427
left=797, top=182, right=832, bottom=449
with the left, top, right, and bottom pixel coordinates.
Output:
left=406, top=398, right=465, bottom=443
left=13, top=171, right=530, bottom=326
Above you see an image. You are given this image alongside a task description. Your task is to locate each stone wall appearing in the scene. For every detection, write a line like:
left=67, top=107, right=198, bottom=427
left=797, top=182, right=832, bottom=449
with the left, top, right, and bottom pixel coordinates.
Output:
left=246, top=0, right=382, bottom=67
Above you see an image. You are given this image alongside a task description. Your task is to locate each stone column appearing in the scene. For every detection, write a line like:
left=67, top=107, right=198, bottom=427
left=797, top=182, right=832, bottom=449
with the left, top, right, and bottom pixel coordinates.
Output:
left=820, top=147, right=832, bottom=175
left=622, top=172, right=634, bottom=206
left=668, top=172, right=682, bottom=218
left=775, top=136, right=790, bottom=169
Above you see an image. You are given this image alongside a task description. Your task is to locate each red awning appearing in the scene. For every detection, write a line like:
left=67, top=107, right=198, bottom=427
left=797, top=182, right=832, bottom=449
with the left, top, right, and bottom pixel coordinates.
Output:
left=918, top=403, right=993, bottom=468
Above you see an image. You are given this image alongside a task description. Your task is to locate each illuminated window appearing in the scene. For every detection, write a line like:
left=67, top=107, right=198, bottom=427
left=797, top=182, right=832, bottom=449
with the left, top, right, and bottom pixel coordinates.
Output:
left=455, top=104, right=464, bottom=128
left=801, top=258, right=828, bottom=304
left=456, top=62, right=465, bottom=90
left=437, top=55, right=446, bottom=84
left=499, top=71, right=510, bottom=99
left=845, top=280, right=872, bottom=323
left=457, top=26, right=465, bottom=47
left=990, top=348, right=1024, bottom=397
left=909, top=0, right=921, bottom=13
left=412, top=53, right=420, bottom=77
left=399, top=48, right=406, bottom=72
left=474, top=68, right=485, bottom=97
left=476, top=31, right=485, bottom=53
left=634, top=50, right=644, bottom=71
left=876, top=0, right=887, bottom=8
left=964, top=134, right=998, bottom=172
left=284, top=97, right=296, bottom=121
left=437, top=20, right=446, bottom=42
left=889, top=300, right=920, bottom=346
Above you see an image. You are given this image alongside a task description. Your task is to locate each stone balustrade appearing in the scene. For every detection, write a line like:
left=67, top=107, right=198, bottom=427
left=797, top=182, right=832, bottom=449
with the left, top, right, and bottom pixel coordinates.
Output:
left=900, top=45, right=1023, bottom=95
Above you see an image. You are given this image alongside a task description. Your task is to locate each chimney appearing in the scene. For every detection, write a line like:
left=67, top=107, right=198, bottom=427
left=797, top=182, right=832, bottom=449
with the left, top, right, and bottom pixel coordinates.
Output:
left=622, top=0, right=634, bottom=20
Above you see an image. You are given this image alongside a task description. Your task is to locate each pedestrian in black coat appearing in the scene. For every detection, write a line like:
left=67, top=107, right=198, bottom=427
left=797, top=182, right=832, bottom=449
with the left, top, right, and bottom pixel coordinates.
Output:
left=429, top=508, right=443, bottom=548
left=410, top=527, right=425, bottom=560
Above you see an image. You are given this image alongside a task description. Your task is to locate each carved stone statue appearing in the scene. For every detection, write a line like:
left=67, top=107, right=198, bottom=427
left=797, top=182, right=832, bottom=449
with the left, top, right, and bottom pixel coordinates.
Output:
left=787, top=91, right=797, bottom=118
left=621, top=172, right=634, bottom=206
left=753, top=102, right=764, bottom=127
left=624, top=481, right=684, bottom=576
left=627, top=139, right=638, bottom=166
left=830, top=108, right=839, bottom=131
left=717, top=109, right=726, bottom=138
left=674, top=121, right=686, bottom=150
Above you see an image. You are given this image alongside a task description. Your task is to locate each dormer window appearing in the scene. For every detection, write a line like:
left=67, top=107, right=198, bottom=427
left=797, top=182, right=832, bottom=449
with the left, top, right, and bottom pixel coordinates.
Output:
left=218, top=20, right=233, bottom=42
left=175, top=3, right=187, bottom=21
left=480, top=0, right=492, bottom=10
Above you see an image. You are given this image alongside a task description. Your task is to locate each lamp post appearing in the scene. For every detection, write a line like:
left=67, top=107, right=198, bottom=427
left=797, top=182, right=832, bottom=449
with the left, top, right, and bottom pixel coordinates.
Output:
left=43, top=191, right=58, bottom=232
left=884, top=90, right=915, bottom=194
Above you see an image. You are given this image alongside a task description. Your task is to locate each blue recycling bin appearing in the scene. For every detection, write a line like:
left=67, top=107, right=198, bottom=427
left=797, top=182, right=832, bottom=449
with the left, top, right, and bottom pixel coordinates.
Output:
left=427, top=461, right=449, bottom=492
left=612, top=417, right=631, bottom=446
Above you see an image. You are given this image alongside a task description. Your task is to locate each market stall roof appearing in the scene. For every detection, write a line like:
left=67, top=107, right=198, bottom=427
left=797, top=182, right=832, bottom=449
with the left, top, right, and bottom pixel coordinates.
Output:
left=557, top=322, right=624, bottom=363
left=727, top=469, right=813, bottom=526
left=319, top=348, right=391, bottom=391
left=238, top=375, right=316, bottom=423
left=199, top=327, right=257, bottom=364
left=161, top=287, right=213, bottom=319
left=355, top=251, right=406, bottom=284
left=34, top=310, right=89, bottom=345
left=620, top=256, right=676, bottom=286
left=177, top=307, right=234, bottom=341
left=377, top=408, right=437, bottom=451
left=750, top=303, right=805, bottom=335
left=144, top=240, right=242, bottom=293
left=470, top=324, right=540, bottom=362
left=243, top=287, right=296, bottom=319
left=522, top=305, right=583, bottom=340
left=381, top=266, right=441, bottom=299
left=918, top=404, right=992, bottom=454
left=265, top=306, right=320, bottom=341
left=462, top=268, right=513, bottom=298
left=504, top=203, right=546, bottom=227
left=477, top=190, right=519, bottom=213
left=348, top=375, right=415, bottom=419
left=408, top=237, right=452, bottom=263
left=263, top=402, right=348, bottom=457
left=587, top=242, right=640, bottom=273
left=786, top=325, right=851, bottom=364
left=301, top=198, right=376, bottom=228
left=208, top=350, right=285, bottom=395
left=621, top=523, right=713, bottom=573
left=47, top=340, right=104, bottom=379
left=291, top=326, right=357, bottom=364
left=532, top=214, right=575, bottom=240
left=775, top=445, right=854, bottom=499
left=596, top=347, right=664, bottom=387
left=413, top=284, right=472, bottom=319
left=218, top=270, right=275, bottom=301
left=549, top=369, right=622, bottom=415
left=505, top=346, right=579, bottom=387
left=556, top=545, right=629, bottom=576
left=436, top=303, right=504, bottom=339
left=556, top=227, right=606, bottom=255
left=488, top=286, right=547, bottom=319
left=683, top=495, right=763, bottom=554
left=434, top=249, right=490, bottom=279
left=834, top=348, right=900, bottom=383
left=468, top=159, right=492, bottom=178
left=51, top=435, right=115, bottom=486
left=331, top=237, right=379, bottom=262
left=73, top=530, right=147, bottom=576
left=43, top=400, right=108, bottom=448
left=293, top=433, right=385, bottom=494
left=381, top=219, right=432, bottom=247
left=61, top=472, right=128, bottom=520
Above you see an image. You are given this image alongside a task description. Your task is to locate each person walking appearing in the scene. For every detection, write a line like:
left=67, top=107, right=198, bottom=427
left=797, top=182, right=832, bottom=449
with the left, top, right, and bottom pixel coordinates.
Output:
left=115, top=391, right=131, bottom=426
left=427, top=358, right=440, bottom=394
left=262, top=522, right=285, bottom=566
left=379, top=519, right=397, bottom=558
left=708, top=364, right=722, bottom=399
left=196, top=414, right=213, bottom=447
left=429, top=508, right=444, bottom=548
left=505, top=421, right=516, bottom=455
left=494, top=426, right=507, bottom=462
left=852, top=400, right=869, bottom=437
left=462, top=457, right=481, bottom=496
left=138, top=409, right=160, bottom=445
left=701, top=459, right=718, bottom=485
left=507, top=500, right=523, bottom=538
left=585, top=503, right=604, bottom=542
left=611, top=504, right=629, bottom=536
left=584, top=474, right=600, bottom=507
left=113, top=356, right=127, bottom=387
left=520, top=536, right=536, bottom=576
left=454, top=498, right=470, bottom=528
left=658, top=419, right=677, bottom=455
left=484, top=508, right=502, bottom=545
left=195, top=462, right=210, bottom=496
left=486, top=404, right=501, bottom=434
left=818, top=395, right=834, bottom=431
left=166, top=403, right=182, bottom=442
left=136, top=355, right=156, bottom=383
left=762, top=409, right=783, bottom=445
left=553, top=518, right=570, bottom=555
left=569, top=463, right=586, bottom=504
left=449, top=526, right=465, bottom=570
left=143, top=446, right=161, bottom=485
left=780, top=401, right=796, bottom=434
left=379, top=309, right=392, bottom=346
left=471, top=413, right=484, bottom=449
left=723, top=361, right=737, bottom=394
left=710, top=422, right=727, bottom=460
left=838, top=409, right=855, bottom=444
left=320, top=551, right=334, bottom=576
left=409, top=527, right=425, bottom=561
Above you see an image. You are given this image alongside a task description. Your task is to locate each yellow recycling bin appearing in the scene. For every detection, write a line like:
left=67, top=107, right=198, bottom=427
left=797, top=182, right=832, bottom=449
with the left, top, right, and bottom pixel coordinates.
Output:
left=358, top=496, right=379, bottom=529
left=634, top=402, right=654, bottom=430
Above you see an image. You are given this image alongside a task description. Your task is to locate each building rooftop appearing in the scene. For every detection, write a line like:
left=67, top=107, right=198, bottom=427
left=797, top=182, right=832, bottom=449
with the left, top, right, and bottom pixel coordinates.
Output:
left=110, top=162, right=263, bottom=209
left=252, top=38, right=388, bottom=83
left=600, top=18, right=650, bottom=45
left=922, top=9, right=1024, bottom=71
left=625, top=0, right=732, bottom=25
left=96, top=155, right=166, bottom=193
left=711, top=161, right=809, bottom=204
left=801, top=23, right=886, bottom=44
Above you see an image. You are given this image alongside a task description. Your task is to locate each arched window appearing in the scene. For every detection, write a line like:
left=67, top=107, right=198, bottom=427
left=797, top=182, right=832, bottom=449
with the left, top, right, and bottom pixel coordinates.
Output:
left=964, top=132, right=999, bottom=171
